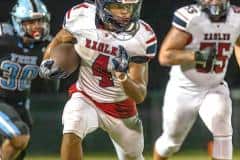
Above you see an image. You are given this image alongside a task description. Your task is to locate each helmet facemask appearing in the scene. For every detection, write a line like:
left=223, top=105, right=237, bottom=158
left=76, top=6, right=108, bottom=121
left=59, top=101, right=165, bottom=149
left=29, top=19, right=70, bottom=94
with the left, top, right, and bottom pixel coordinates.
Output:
left=197, top=0, right=230, bottom=21
left=96, top=0, right=142, bottom=33
left=11, top=0, right=51, bottom=42
left=21, top=16, right=50, bottom=41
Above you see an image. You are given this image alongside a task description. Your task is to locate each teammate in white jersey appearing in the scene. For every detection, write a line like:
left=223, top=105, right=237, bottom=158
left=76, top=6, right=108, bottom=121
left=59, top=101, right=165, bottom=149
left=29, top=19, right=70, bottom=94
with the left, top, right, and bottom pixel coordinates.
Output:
left=153, top=0, right=240, bottom=160
left=39, top=0, right=157, bottom=160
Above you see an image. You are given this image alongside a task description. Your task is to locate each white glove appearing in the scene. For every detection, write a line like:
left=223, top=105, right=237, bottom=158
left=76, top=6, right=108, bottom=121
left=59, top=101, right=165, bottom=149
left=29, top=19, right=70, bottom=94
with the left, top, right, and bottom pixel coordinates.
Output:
left=111, top=45, right=129, bottom=73
left=39, top=59, right=70, bottom=79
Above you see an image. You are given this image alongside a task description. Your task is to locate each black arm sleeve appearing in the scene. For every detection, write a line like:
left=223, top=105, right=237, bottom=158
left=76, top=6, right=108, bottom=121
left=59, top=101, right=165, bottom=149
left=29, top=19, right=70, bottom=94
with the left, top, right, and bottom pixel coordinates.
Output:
left=129, top=56, right=150, bottom=64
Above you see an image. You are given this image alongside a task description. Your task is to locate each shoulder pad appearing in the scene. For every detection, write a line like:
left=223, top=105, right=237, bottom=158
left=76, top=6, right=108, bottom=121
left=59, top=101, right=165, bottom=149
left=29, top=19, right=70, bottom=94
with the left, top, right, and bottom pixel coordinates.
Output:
left=129, top=20, right=157, bottom=62
left=140, top=20, right=157, bottom=58
left=226, top=6, right=240, bottom=31
left=230, top=5, right=240, bottom=14
left=0, top=23, right=14, bottom=36
left=172, top=5, right=200, bottom=31
left=63, top=3, right=94, bottom=29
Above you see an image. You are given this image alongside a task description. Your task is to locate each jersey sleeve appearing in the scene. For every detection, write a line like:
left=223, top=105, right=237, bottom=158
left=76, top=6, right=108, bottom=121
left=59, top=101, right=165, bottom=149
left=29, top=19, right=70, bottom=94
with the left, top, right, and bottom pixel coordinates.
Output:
left=0, top=23, right=14, bottom=36
left=62, top=3, right=91, bottom=33
left=230, top=6, right=240, bottom=39
left=130, top=21, right=157, bottom=63
left=0, top=23, right=17, bottom=49
left=172, top=5, right=200, bottom=32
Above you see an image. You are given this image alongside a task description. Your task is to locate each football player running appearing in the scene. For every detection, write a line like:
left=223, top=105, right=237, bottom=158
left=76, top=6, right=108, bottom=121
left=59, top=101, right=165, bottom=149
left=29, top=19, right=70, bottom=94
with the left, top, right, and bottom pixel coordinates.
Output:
left=153, top=0, right=240, bottom=160
left=39, top=0, right=157, bottom=160
left=0, top=0, right=51, bottom=159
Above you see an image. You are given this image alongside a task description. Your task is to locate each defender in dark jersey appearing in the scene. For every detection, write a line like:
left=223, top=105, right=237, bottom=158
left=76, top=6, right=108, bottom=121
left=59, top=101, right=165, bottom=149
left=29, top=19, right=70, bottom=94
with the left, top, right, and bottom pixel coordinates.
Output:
left=0, top=0, right=51, bottom=159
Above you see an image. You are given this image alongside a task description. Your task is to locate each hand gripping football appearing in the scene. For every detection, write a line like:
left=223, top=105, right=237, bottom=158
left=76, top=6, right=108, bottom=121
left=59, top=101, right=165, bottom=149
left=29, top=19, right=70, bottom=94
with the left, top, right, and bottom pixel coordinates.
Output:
left=50, top=43, right=80, bottom=74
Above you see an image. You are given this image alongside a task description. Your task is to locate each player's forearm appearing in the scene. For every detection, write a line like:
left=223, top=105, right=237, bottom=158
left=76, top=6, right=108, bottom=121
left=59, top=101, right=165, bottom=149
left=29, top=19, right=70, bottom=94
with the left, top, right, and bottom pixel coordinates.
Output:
left=234, top=45, right=240, bottom=67
left=159, top=49, right=195, bottom=66
left=43, top=29, right=76, bottom=59
left=118, top=74, right=147, bottom=104
left=43, top=38, right=61, bottom=59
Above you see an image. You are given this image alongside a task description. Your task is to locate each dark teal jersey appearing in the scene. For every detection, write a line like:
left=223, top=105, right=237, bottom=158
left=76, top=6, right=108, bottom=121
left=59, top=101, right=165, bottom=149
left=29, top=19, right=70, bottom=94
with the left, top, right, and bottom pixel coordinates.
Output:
left=0, top=22, right=49, bottom=105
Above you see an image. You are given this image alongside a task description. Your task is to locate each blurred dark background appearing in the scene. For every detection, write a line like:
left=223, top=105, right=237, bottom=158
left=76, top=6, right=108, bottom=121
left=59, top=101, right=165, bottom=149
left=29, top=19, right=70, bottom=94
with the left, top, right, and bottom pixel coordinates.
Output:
left=1, top=0, right=240, bottom=156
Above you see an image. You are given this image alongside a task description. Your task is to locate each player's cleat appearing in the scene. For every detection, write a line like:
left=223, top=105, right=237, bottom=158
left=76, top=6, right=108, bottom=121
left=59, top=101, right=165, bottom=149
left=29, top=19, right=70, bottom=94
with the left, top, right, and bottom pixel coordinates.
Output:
left=207, top=140, right=213, bottom=158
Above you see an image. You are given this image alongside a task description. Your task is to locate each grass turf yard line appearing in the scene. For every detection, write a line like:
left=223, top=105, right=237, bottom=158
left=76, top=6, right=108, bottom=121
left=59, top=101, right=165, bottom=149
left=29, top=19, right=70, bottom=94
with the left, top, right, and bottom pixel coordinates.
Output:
left=25, top=150, right=240, bottom=160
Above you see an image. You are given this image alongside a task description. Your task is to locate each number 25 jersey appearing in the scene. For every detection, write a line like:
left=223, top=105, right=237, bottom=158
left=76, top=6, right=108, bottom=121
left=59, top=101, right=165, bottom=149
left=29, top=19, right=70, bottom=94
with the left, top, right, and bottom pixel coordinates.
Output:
left=170, top=4, right=240, bottom=89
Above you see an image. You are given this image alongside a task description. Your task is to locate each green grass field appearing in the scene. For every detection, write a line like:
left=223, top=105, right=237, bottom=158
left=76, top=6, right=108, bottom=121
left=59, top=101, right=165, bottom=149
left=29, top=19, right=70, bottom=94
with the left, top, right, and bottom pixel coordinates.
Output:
left=26, top=150, right=240, bottom=160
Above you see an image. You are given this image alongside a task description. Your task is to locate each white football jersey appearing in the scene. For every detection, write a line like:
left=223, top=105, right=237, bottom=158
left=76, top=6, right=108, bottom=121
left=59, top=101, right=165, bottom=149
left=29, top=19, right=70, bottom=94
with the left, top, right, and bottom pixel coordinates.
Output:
left=63, top=3, right=157, bottom=103
left=170, top=4, right=240, bottom=89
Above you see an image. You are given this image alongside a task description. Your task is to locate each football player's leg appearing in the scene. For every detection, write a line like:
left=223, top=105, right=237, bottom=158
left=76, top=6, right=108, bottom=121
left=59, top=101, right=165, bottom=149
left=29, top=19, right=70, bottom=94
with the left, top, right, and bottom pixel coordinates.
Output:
left=154, top=84, right=200, bottom=160
left=14, top=100, right=33, bottom=160
left=0, top=102, right=30, bottom=160
left=104, top=115, right=144, bottom=160
left=1, top=135, right=29, bottom=160
left=61, top=92, right=99, bottom=160
left=199, top=83, right=232, bottom=160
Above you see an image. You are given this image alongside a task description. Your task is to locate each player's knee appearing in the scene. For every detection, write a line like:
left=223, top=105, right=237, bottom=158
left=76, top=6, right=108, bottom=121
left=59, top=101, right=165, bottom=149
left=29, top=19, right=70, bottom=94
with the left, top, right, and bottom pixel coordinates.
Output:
left=15, top=121, right=30, bottom=135
left=212, top=115, right=232, bottom=136
left=123, top=152, right=144, bottom=160
left=62, top=133, right=82, bottom=146
left=10, top=135, right=30, bottom=150
left=212, top=136, right=232, bottom=160
left=154, top=135, right=182, bottom=157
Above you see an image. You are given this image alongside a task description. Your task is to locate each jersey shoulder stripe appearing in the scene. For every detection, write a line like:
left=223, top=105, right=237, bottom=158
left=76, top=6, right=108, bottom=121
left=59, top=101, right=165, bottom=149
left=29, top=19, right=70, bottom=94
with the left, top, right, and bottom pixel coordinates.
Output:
left=146, top=36, right=157, bottom=44
left=0, top=23, right=14, bottom=36
left=173, top=15, right=187, bottom=29
left=172, top=5, right=200, bottom=31
left=146, top=35, right=157, bottom=57
left=138, top=20, right=157, bottom=57
left=146, top=43, right=157, bottom=56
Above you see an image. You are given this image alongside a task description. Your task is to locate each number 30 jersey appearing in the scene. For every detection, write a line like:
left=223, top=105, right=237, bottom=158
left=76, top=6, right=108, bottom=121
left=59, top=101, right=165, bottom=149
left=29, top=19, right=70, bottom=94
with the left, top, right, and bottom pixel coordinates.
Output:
left=63, top=2, right=157, bottom=103
left=0, top=23, right=47, bottom=102
left=170, top=4, right=240, bottom=89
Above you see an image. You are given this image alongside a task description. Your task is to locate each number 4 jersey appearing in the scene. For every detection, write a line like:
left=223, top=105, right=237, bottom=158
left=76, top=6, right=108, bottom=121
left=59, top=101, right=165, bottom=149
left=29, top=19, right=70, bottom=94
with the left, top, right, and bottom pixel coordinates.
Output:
left=170, top=4, right=240, bottom=89
left=63, top=2, right=157, bottom=103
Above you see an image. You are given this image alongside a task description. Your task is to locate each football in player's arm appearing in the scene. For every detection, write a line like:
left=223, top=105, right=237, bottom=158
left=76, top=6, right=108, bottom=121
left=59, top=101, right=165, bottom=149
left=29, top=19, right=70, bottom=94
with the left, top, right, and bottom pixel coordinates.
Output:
left=39, top=0, right=157, bottom=160
left=40, top=28, right=150, bottom=104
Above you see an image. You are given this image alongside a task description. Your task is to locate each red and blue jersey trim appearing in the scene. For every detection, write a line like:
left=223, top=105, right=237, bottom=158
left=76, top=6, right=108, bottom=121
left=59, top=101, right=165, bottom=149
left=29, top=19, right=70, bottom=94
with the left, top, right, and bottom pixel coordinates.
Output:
left=173, top=15, right=187, bottom=28
left=146, top=36, right=157, bottom=56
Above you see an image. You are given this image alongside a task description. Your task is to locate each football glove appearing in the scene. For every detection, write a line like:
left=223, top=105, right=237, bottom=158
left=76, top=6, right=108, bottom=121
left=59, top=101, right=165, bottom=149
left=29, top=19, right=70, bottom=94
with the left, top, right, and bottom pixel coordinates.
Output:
left=195, top=47, right=217, bottom=72
left=39, top=59, right=70, bottom=79
left=111, top=45, right=129, bottom=73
